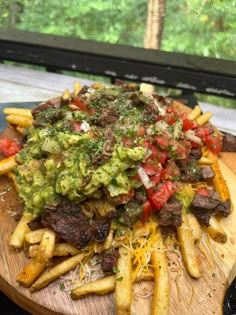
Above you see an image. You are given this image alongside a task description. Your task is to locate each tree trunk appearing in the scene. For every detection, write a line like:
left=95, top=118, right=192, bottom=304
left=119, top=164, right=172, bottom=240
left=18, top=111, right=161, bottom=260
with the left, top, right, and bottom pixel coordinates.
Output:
left=144, top=0, right=166, bottom=49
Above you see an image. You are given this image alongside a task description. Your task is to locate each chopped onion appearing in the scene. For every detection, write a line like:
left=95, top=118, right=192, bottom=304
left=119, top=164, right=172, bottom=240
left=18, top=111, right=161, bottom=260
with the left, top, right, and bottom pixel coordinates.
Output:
left=152, top=96, right=166, bottom=116
left=80, top=120, right=90, bottom=132
left=185, top=130, right=202, bottom=144
left=155, top=120, right=169, bottom=132
left=137, top=167, right=153, bottom=189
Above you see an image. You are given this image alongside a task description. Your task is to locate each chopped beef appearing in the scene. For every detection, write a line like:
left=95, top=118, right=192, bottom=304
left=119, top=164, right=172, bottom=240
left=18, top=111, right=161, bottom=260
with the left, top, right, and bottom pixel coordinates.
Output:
left=190, top=192, right=231, bottom=226
left=128, top=91, right=145, bottom=107
left=33, top=108, right=64, bottom=127
left=118, top=201, right=143, bottom=227
left=96, top=107, right=119, bottom=127
left=77, top=85, right=90, bottom=96
left=133, top=191, right=147, bottom=204
left=222, top=133, right=236, bottom=152
left=176, top=160, right=201, bottom=183
left=153, top=94, right=173, bottom=107
left=157, top=196, right=182, bottom=228
left=101, top=250, right=120, bottom=275
left=143, top=100, right=160, bottom=122
left=31, top=97, right=61, bottom=118
left=27, top=216, right=44, bottom=231
left=189, top=147, right=202, bottom=160
left=200, top=166, right=215, bottom=181
left=92, top=128, right=116, bottom=164
left=114, top=79, right=138, bottom=92
left=41, top=201, right=116, bottom=249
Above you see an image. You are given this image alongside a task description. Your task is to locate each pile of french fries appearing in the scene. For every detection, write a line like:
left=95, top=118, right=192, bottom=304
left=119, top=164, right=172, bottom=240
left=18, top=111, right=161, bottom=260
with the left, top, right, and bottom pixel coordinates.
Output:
left=0, top=88, right=232, bottom=315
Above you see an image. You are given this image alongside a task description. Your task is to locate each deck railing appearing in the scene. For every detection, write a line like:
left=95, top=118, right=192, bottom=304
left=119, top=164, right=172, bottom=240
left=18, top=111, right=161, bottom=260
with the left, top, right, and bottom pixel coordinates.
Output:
left=0, top=28, right=235, bottom=99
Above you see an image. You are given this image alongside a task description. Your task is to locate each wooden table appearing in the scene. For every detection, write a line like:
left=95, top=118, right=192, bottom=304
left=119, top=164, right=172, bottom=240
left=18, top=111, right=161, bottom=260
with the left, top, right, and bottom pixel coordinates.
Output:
left=0, top=63, right=236, bottom=315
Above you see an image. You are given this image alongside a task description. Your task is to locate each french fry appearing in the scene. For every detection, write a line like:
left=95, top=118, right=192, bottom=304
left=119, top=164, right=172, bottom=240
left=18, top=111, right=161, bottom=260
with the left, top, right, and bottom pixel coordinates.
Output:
left=187, top=105, right=201, bottom=121
left=53, top=242, right=79, bottom=256
left=31, top=252, right=87, bottom=291
left=9, top=213, right=35, bottom=248
left=177, top=212, right=202, bottom=278
left=74, top=82, right=83, bottom=95
left=71, top=270, right=154, bottom=300
left=17, top=228, right=56, bottom=287
left=71, top=276, right=116, bottom=299
left=16, top=258, right=46, bottom=287
left=0, top=156, right=16, bottom=175
left=151, top=229, right=170, bottom=315
left=115, top=246, right=132, bottom=315
left=187, top=213, right=202, bottom=242
left=3, top=107, right=32, bottom=118
left=5, top=114, right=33, bottom=127
left=5, top=171, right=18, bottom=191
left=197, top=156, right=213, bottom=165
left=37, top=229, right=56, bottom=263
left=204, top=216, right=227, bottom=243
left=196, top=112, right=212, bottom=126
left=24, top=228, right=47, bottom=244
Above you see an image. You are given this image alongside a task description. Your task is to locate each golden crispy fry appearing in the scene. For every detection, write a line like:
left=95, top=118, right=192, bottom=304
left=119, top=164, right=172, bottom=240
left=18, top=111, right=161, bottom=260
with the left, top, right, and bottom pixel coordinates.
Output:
left=177, top=213, right=202, bottom=278
left=5, top=171, right=18, bottom=190
left=17, top=229, right=56, bottom=287
left=187, top=105, right=201, bottom=121
left=53, top=242, right=79, bottom=256
left=6, top=114, right=33, bottom=127
left=196, top=112, right=212, bottom=126
left=208, top=152, right=231, bottom=203
left=151, top=229, right=170, bottom=315
left=197, top=156, right=213, bottom=165
left=140, top=83, right=155, bottom=95
left=91, top=82, right=104, bottom=90
left=115, top=247, right=132, bottom=315
left=74, top=82, right=83, bottom=95
left=71, top=270, right=154, bottom=300
left=3, top=107, right=32, bottom=118
left=0, top=156, right=16, bottom=175
left=16, top=126, right=25, bottom=134
left=31, top=253, right=87, bottom=291
left=24, top=228, right=47, bottom=244
left=37, top=229, right=56, bottom=263
left=204, top=216, right=227, bottom=243
left=9, top=213, right=35, bottom=248
left=187, top=213, right=202, bottom=243
left=16, top=258, right=45, bottom=287
left=71, top=276, right=116, bottom=299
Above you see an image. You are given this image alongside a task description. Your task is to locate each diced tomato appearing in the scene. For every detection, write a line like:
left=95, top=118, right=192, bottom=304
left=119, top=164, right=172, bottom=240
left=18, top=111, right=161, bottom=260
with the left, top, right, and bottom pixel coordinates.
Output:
left=137, top=127, right=146, bottom=137
left=148, top=181, right=177, bottom=210
left=150, top=164, right=163, bottom=186
left=143, top=161, right=160, bottom=176
left=161, top=160, right=180, bottom=181
left=156, top=150, right=168, bottom=164
left=197, top=187, right=210, bottom=196
left=73, top=121, right=82, bottom=132
left=182, top=119, right=199, bottom=131
left=153, top=134, right=169, bottom=149
left=165, top=113, right=177, bottom=125
left=122, top=136, right=133, bottom=147
left=142, top=200, right=152, bottom=222
left=195, top=127, right=212, bottom=142
left=0, top=137, right=20, bottom=157
left=205, top=133, right=222, bottom=155
left=72, top=97, right=94, bottom=115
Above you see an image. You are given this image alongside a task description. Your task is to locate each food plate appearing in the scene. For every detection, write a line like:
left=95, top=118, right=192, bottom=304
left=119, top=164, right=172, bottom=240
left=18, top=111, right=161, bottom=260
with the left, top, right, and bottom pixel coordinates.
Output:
left=0, top=91, right=236, bottom=315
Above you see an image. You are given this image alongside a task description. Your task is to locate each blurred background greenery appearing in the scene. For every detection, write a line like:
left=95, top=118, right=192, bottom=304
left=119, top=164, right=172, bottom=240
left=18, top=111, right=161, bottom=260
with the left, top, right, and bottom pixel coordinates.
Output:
left=0, top=0, right=235, bottom=107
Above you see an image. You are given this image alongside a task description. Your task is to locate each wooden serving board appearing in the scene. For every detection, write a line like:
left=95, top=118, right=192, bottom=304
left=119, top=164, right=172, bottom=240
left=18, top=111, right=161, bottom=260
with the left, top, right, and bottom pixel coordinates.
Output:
left=0, top=116, right=236, bottom=315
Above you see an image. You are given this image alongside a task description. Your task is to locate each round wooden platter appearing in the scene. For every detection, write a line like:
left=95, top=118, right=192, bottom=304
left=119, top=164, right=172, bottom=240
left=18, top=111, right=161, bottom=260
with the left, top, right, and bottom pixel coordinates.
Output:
left=1, top=115, right=236, bottom=315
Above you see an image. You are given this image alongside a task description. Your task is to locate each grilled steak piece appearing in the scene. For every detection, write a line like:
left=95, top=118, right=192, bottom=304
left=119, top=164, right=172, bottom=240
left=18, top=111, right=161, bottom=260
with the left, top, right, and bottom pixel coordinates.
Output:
left=41, top=201, right=116, bottom=249
left=92, top=128, right=116, bottom=164
left=189, top=147, right=202, bottom=160
left=157, top=196, right=182, bottom=228
left=101, top=250, right=120, bottom=275
left=27, top=216, right=44, bottom=231
left=96, top=107, right=119, bottom=127
left=200, top=166, right=215, bottom=181
left=190, top=192, right=231, bottom=226
left=32, top=97, right=62, bottom=118
left=176, top=160, right=201, bottom=183
left=118, top=201, right=143, bottom=227
left=222, top=133, right=236, bottom=152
